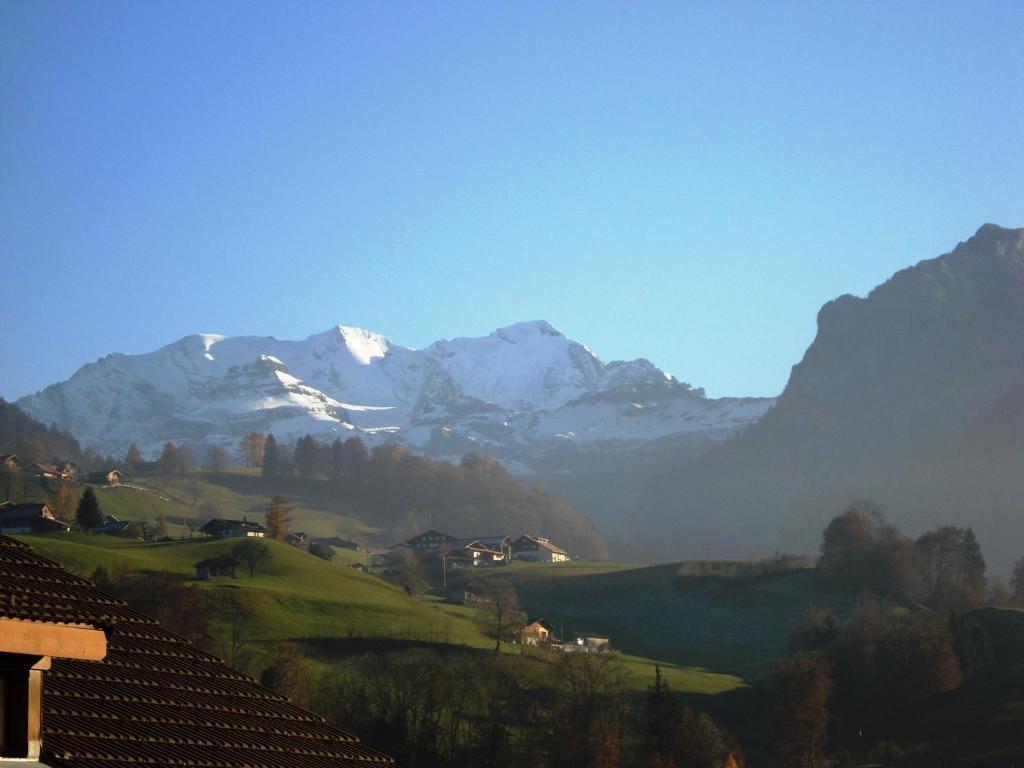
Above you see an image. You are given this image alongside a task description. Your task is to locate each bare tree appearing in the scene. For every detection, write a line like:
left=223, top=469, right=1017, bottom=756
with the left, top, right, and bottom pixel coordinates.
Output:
left=233, top=538, right=271, bottom=577
left=476, top=578, right=527, bottom=652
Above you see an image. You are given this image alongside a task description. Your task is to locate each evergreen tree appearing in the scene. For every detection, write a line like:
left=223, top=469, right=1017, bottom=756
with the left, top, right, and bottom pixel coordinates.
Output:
left=329, top=438, right=344, bottom=481
left=293, top=435, right=318, bottom=477
left=644, top=665, right=680, bottom=763
left=1012, top=557, right=1024, bottom=606
left=75, top=487, right=103, bottom=531
left=262, top=434, right=280, bottom=478
left=265, top=494, right=293, bottom=541
left=124, top=443, right=144, bottom=470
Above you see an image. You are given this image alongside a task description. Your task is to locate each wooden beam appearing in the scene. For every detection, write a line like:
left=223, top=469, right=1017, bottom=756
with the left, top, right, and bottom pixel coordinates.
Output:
left=0, top=618, right=107, bottom=661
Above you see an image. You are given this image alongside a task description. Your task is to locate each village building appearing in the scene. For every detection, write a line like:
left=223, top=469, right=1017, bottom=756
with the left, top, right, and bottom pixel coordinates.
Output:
left=568, top=632, right=612, bottom=653
left=286, top=530, right=311, bottom=550
left=0, top=533, right=395, bottom=766
left=403, top=529, right=459, bottom=551
left=93, top=514, right=132, bottom=537
left=86, top=468, right=123, bottom=486
left=521, top=618, right=558, bottom=646
left=447, top=540, right=507, bottom=567
left=0, top=453, right=22, bottom=471
left=29, top=463, right=64, bottom=481
left=0, top=502, right=70, bottom=535
left=511, top=534, right=570, bottom=563
left=200, top=517, right=268, bottom=538
left=194, top=555, right=239, bottom=579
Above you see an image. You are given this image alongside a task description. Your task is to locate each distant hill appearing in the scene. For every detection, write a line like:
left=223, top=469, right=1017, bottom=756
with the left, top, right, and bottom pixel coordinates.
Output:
left=628, top=224, right=1024, bottom=573
left=0, top=397, right=90, bottom=466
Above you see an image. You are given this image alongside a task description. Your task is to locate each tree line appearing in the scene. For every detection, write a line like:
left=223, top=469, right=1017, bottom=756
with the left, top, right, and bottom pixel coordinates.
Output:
left=248, top=431, right=608, bottom=559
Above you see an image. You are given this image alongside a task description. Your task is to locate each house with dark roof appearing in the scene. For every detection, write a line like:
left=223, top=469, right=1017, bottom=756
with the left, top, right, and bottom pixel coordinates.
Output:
left=200, top=517, right=268, bottom=538
left=402, top=529, right=459, bottom=551
left=194, top=556, right=239, bottom=579
left=0, top=533, right=395, bottom=766
left=511, top=534, right=570, bottom=563
left=0, top=502, right=70, bottom=535
left=446, top=540, right=507, bottom=567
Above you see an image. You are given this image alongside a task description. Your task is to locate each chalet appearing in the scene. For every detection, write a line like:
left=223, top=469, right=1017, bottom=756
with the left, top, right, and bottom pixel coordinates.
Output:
left=194, top=556, right=239, bottom=579
left=0, top=502, right=70, bottom=534
left=447, top=540, right=507, bottom=567
left=0, top=453, right=22, bottom=470
left=521, top=618, right=558, bottom=646
left=309, top=541, right=336, bottom=561
left=286, top=530, right=311, bottom=550
left=29, top=462, right=63, bottom=480
left=93, top=514, right=132, bottom=536
left=511, top=534, right=570, bottom=563
left=450, top=581, right=491, bottom=605
left=0, top=533, right=395, bottom=766
left=403, top=529, right=459, bottom=551
left=569, top=633, right=612, bottom=653
left=459, top=534, right=510, bottom=553
left=317, top=536, right=359, bottom=550
left=200, top=517, right=267, bottom=538
left=87, top=468, right=123, bottom=486
left=57, top=461, right=81, bottom=481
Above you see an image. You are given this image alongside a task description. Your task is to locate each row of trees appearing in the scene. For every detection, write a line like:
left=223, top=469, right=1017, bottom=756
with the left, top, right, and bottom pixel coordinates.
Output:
left=255, top=432, right=608, bottom=559
left=769, top=596, right=973, bottom=766
left=819, top=501, right=988, bottom=609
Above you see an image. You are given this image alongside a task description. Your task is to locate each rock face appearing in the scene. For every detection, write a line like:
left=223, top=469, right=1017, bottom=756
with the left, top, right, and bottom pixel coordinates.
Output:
left=628, top=224, right=1024, bottom=573
left=17, top=321, right=773, bottom=476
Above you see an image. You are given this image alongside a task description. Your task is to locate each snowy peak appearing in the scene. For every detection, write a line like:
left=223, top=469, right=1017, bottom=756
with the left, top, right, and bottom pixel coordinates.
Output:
left=17, top=321, right=774, bottom=461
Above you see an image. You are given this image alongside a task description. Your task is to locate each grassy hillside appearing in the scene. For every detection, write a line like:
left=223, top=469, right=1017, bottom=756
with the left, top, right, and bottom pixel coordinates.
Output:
left=16, top=532, right=745, bottom=696
left=463, top=560, right=856, bottom=677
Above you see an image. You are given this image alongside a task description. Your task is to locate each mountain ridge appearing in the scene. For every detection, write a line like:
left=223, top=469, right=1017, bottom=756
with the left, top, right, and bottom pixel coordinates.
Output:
left=17, top=320, right=774, bottom=474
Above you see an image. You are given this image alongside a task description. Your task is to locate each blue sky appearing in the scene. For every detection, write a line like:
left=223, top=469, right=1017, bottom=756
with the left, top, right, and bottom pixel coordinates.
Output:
left=2, top=1, right=1022, bottom=401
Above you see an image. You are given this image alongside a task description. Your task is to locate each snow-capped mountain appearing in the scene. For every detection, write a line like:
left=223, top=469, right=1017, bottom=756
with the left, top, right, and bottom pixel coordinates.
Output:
left=17, top=320, right=773, bottom=467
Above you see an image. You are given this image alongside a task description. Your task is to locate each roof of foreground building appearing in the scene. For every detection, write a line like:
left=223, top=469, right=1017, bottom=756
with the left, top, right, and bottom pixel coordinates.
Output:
left=0, top=534, right=395, bottom=767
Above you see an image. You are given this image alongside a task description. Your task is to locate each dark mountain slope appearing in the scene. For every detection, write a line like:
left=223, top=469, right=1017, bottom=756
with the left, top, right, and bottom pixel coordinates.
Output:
left=629, top=224, right=1024, bottom=572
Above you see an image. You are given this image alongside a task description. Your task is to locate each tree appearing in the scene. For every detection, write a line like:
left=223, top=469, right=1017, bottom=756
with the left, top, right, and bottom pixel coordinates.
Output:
left=915, top=526, right=987, bottom=609
left=293, top=435, right=319, bottom=478
left=262, top=434, right=280, bottom=477
left=678, top=709, right=734, bottom=768
left=54, top=482, right=76, bottom=523
left=156, top=510, right=168, bottom=538
left=124, top=443, right=144, bottom=470
left=550, top=653, right=628, bottom=768
left=476, top=578, right=527, bottom=652
left=1011, top=557, right=1024, bottom=606
left=232, top=538, right=271, bottom=577
left=75, top=487, right=103, bottom=531
left=158, top=441, right=179, bottom=481
left=0, top=462, right=14, bottom=502
left=238, top=432, right=266, bottom=468
left=340, top=436, right=368, bottom=479
left=264, top=495, right=293, bottom=541
left=643, top=665, right=680, bottom=764
left=204, top=445, right=231, bottom=473
left=768, top=652, right=832, bottom=768
left=394, top=553, right=427, bottom=597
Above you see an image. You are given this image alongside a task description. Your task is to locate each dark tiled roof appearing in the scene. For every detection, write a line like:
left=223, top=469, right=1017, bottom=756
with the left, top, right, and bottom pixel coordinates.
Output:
left=0, top=535, right=395, bottom=767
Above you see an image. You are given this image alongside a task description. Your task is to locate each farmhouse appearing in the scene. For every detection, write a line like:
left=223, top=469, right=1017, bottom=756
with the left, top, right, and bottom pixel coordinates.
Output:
left=447, top=540, right=507, bottom=567
left=87, top=468, right=123, bottom=486
left=0, top=502, right=70, bottom=534
left=403, top=529, right=459, bottom=551
left=200, top=517, right=268, bottom=538
left=521, top=618, right=558, bottom=646
left=29, top=463, right=64, bottom=480
left=511, top=534, right=570, bottom=562
left=0, top=533, right=395, bottom=766
left=567, top=632, right=612, bottom=653
left=0, top=453, right=22, bottom=470
left=194, top=556, right=239, bottom=579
